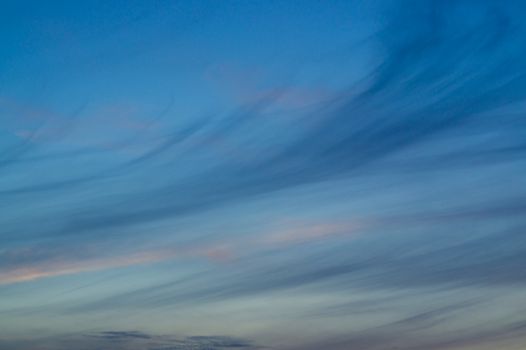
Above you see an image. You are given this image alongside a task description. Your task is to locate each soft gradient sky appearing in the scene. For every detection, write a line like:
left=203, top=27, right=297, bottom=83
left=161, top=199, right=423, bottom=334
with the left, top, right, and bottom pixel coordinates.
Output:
left=1, top=1, right=526, bottom=349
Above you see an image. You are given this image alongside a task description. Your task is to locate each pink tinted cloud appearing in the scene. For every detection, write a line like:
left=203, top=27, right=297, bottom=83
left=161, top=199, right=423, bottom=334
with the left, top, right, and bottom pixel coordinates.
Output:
left=0, top=242, right=237, bottom=285
left=0, top=219, right=362, bottom=285
left=205, top=63, right=339, bottom=110
left=0, top=248, right=178, bottom=285
left=262, top=221, right=363, bottom=246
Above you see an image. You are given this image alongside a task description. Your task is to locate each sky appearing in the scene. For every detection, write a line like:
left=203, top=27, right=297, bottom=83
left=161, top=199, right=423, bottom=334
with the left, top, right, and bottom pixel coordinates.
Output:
left=1, top=0, right=526, bottom=349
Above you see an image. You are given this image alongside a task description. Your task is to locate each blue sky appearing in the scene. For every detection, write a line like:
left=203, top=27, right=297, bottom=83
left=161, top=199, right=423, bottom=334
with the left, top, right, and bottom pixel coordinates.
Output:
left=1, top=1, right=526, bottom=349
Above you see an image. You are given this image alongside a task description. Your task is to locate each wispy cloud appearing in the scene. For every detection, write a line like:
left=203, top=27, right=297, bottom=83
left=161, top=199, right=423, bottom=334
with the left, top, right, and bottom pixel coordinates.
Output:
left=0, top=242, right=240, bottom=285
left=2, top=0, right=526, bottom=349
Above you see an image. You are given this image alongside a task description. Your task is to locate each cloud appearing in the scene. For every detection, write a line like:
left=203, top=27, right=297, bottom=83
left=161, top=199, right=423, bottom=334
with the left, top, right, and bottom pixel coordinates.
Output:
left=69, top=219, right=525, bottom=314
left=285, top=319, right=526, bottom=350
left=2, top=0, right=526, bottom=243
left=2, top=1, right=526, bottom=349
left=0, top=219, right=361, bottom=285
left=89, top=330, right=152, bottom=340
left=0, top=331, right=261, bottom=350
left=0, top=242, right=237, bottom=285
left=262, top=221, right=362, bottom=246
left=0, top=251, right=168, bottom=285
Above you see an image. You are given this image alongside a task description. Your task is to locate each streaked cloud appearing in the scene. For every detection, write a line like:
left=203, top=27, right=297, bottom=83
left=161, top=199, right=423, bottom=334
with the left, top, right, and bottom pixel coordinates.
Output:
left=1, top=0, right=526, bottom=349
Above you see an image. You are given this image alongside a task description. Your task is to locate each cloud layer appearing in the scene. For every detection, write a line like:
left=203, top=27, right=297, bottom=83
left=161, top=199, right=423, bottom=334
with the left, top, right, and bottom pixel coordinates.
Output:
left=1, top=1, right=526, bottom=349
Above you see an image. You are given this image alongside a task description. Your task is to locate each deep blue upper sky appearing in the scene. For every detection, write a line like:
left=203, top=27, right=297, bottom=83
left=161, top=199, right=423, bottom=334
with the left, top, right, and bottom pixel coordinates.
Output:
left=1, top=1, right=526, bottom=349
